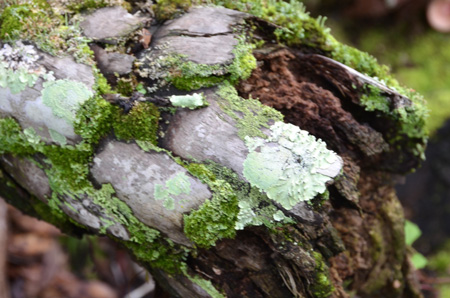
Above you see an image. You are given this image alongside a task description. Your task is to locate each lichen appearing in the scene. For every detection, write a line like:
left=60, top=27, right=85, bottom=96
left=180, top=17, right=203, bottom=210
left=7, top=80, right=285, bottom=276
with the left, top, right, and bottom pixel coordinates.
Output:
left=210, top=0, right=428, bottom=159
left=154, top=172, right=191, bottom=210
left=42, top=79, right=93, bottom=124
left=0, top=41, right=44, bottom=94
left=185, top=272, right=225, bottom=298
left=169, top=93, right=207, bottom=109
left=242, top=121, right=342, bottom=210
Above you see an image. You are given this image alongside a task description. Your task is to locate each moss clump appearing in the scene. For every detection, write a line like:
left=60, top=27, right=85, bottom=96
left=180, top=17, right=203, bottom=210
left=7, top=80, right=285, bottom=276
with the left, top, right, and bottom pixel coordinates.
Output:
left=154, top=0, right=192, bottom=21
left=360, top=84, right=390, bottom=113
left=311, top=252, right=334, bottom=298
left=183, top=163, right=239, bottom=248
left=0, top=3, right=53, bottom=41
left=216, top=82, right=283, bottom=139
left=74, top=97, right=114, bottom=144
left=112, top=102, right=160, bottom=145
left=211, top=0, right=428, bottom=158
left=139, top=36, right=256, bottom=92
left=0, top=118, right=38, bottom=156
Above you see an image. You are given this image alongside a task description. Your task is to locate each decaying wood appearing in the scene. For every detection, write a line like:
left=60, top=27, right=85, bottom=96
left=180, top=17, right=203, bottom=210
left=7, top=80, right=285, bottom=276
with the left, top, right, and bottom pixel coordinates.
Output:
left=0, top=4, right=426, bottom=298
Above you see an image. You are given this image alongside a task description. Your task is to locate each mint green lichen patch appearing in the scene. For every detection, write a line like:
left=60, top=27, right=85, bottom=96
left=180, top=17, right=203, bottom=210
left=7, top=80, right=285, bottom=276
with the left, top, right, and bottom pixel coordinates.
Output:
left=169, top=93, right=207, bottom=109
left=0, top=42, right=42, bottom=94
left=243, top=121, right=342, bottom=210
left=154, top=172, right=191, bottom=210
left=186, top=273, right=225, bottom=298
left=42, top=79, right=93, bottom=124
left=48, top=129, right=67, bottom=145
left=0, top=62, right=39, bottom=94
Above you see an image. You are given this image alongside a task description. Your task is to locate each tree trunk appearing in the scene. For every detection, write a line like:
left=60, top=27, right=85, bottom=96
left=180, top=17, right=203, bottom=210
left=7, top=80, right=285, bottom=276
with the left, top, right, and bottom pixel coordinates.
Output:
left=0, top=1, right=428, bottom=297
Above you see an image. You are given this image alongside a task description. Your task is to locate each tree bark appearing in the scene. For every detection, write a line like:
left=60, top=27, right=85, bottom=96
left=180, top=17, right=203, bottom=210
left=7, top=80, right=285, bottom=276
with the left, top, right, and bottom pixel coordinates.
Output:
left=0, top=2, right=427, bottom=297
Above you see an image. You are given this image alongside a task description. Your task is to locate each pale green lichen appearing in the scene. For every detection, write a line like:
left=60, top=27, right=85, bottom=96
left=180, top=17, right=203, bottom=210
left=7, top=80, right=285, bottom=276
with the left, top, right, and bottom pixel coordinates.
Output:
left=186, top=273, right=225, bottom=298
left=154, top=172, right=191, bottom=210
left=243, top=121, right=342, bottom=210
left=42, top=79, right=93, bottom=124
left=169, top=93, right=207, bottom=109
left=0, top=41, right=43, bottom=94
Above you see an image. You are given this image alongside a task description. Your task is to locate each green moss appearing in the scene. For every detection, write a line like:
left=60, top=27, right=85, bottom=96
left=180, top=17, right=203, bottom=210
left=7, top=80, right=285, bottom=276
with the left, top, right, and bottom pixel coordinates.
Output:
left=360, top=85, right=390, bottom=113
left=74, top=96, right=114, bottom=144
left=0, top=118, right=38, bottom=155
left=183, top=163, right=239, bottom=247
left=216, top=82, right=283, bottom=139
left=154, top=0, right=192, bottom=21
left=311, top=252, right=334, bottom=298
left=171, top=38, right=256, bottom=91
left=139, top=36, right=256, bottom=92
left=0, top=4, right=46, bottom=40
left=116, top=77, right=135, bottom=97
left=184, top=161, right=294, bottom=246
left=112, top=101, right=160, bottom=145
left=210, top=0, right=428, bottom=159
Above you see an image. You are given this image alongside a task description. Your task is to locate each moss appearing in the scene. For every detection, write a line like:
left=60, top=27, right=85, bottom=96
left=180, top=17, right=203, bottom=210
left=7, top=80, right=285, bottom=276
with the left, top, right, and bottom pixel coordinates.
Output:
left=0, top=4, right=49, bottom=40
left=170, top=38, right=256, bottom=91
left=0, top=118, right=38, bottom=156
left=210, top=0, right=428, bottom=159
left=154, top=0, right=192, bottom=21
left=184, top=161, right=295, bottom=246
left=139, top=35, right=256, bottom=92
left=112, top=101, right=160, bottom=145
left=216, top=82, right=283, bottom=139
left=183, top=163, right=239, bottom=247
left=311, top=252, right=334, bottom=298
left=360, top=85, right=390, bottom=113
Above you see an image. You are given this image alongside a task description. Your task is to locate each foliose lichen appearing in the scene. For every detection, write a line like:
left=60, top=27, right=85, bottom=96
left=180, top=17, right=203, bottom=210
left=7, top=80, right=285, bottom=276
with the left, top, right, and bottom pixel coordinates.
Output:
left=243, top=121, right=342, bottom=210
left=169, top=93, right=207, bottom=110
left=154, top=172, right=192, bottom=210
left=42, top=79, right=93, bottom=124
left=210, top=0, right=428, bottom=158
left=0, top=41, right=44, bottom=94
